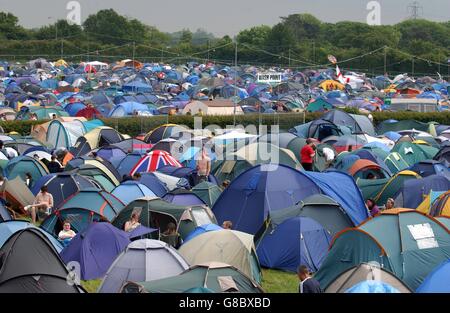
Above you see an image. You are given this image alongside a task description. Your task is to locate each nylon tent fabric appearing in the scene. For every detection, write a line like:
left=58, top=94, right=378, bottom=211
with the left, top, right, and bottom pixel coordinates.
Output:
left=61, top=222, right=131, bottom=280
left=0, top=228, right=83, bottom=293
left=315, top=210, right=450, bottom=291
left=0, top=202, right=11, bottom=222
left=112, top=197, right=217, bottom=240
left=191, top=181, right=222, bottom=207
left=325, top=263, right=411, bottom=293
left=0, top=177, right=35, bottom=213
left=183, top=224, right=223, bottom=243
left=31, top=172, right=98, bottom=208
left=144, top=124, right=190, bottom=144
left=96, top=145, right=127, bottom=163
left=130, top=150, right=182, bottom=175
left=0, top=220, right=63, bottom=252
left=46, top=120, right=86, bottom=148
left=157, top=165, right=218, bottom=188
left=178, top=230, right=262, bottom=284
left=292, top=194, right=355, bottom=235
left=391, top=142, right=438, bottom=167
left=374, top=170, right=421, bottom=206
left=409, top=160, right=450, bottom=179
left=121, top=262, right=264, bottom=293
left=290, top=119, right=344, bottom=141
left=5, top=156, right=49, bottom=182
left=115, top=153, right=143, bottom=177
left=434, top=146, right=450, bottom=167
left=138, top=173, right=169, bottom=198
left=212, top=164, right=322, bottom=236
left=112, top=138, right=153, bottom=154
left=256, top=216, right=331, bottom=273
left=65, top=156, right=121, bottom=186
left=345, top=281, right=400, bottom=293
left=394, top=175, right=450, bottom=209
left=71, top=126, right=124, bottom=157
left=347, top=159, right=388, bottom=179
left=98, top=239, right=189, bottom=293
left=322, top=110, right=375, bottom=135
left=377, top=120, right=430, bottom=134
left=72, top=164, right=118, bottom=192
left=416, top=259, right=450, bottom=293
left=162, top=189, right=205, bottom=206
left=111, top=181, right=157, bottom=205
left=301, top=171, right=369, bottom=226
left=429, top=191, right=450, bottom=217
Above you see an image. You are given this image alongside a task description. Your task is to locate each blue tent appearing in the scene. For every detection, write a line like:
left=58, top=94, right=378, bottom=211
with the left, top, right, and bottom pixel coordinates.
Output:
left=96, top=145, right=127, bottom=164
left=114, top=152, right=143, bottom=177
left=60, top=222, right=130, bottom=280
left=416, top=259, right=450, bottom=293
left=394, top=175, right=450, bottom=208
left=111, top=181, right=157, bottom=205
left=0, top=202, right=11, bottom=222
left=256, top=217, right=331, bottom=272
left=345, top=281, right=400, bottom=293
left=65, top=102, right=86, bottom=116
left=409, top=160, right=450, bottom=179
left=0, top=220, right=63, bottom=252
left=183, top=224, right=223, bottom=243
left=383, top=131, right=402, bottom=142
left=122, top=81, right=152, bottom=93
left=138, top=173, right=169, bottom=197
left=163, top=189, right=206, bottom=206
left=213, top=163, right=316, bottom=235
left=108, top=102, right=151, bottom=117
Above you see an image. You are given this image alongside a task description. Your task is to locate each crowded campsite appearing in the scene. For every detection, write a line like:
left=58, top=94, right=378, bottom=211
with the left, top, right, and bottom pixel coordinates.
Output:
left=0, top=57, right=449, bottom=294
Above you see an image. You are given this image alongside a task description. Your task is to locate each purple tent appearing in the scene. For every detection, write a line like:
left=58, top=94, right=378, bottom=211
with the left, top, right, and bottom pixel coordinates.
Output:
left=60, top=222, right=130, bottom=280
left=163, top=189, right=206, bottom=206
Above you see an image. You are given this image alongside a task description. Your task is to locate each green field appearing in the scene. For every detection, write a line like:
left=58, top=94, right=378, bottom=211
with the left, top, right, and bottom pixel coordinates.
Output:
left=81, top=269, right=298, bottom=293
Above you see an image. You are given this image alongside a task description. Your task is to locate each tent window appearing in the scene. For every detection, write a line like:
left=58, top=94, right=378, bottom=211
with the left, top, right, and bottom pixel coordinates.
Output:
left=407, top=223, right=439, bottom=250
left=191, top=208, right=213, bottom=226
left=221, top=161, right=236, bottom=174
left=217, top=276, right=239, bottom=292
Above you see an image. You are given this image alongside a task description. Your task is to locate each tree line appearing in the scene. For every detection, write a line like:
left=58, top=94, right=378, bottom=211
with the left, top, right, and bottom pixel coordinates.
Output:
left=0, top=9, right=449, bottom=76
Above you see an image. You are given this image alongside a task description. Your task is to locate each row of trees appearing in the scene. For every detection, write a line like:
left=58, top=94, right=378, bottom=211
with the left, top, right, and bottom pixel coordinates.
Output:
left=0, top=10, right=449, bottom=76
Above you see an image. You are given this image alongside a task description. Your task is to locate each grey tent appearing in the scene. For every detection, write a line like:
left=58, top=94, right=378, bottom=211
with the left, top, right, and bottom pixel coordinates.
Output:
left=121, top=262, right=264, bottom=293
left=255, top=132, right=298, bottom=149
left=322, top=110, right=375, bottom=136
left=0, top=228, right=84, bottom=293
left=325, top=263, right=412, bottom=293
left=98, top=239, right=189, bottom=293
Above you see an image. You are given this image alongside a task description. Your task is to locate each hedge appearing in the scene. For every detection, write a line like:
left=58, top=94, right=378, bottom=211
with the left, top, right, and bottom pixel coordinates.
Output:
left=1, top=111, right=449, bottom=138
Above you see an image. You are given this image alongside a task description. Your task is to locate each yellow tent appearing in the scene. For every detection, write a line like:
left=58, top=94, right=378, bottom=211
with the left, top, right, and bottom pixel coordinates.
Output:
left=319, top=80, right=345, bottom=91
left=412, top=140, right=430, bottom=146
left=55, top=59, right=69, bottom=68
left=418, top=191, right=450, bottom=216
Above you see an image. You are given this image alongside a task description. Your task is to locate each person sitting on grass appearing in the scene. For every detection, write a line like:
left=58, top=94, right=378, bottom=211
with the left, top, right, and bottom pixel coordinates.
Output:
left=24, top=185, right=54, bottom=224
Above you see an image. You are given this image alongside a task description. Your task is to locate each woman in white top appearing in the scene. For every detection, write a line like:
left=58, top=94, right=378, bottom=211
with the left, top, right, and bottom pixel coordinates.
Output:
left=124, top=211, right=141, bottom=232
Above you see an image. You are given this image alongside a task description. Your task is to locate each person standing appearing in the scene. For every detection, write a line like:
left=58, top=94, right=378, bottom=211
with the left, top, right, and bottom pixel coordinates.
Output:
left=196, top=147, right=211, bottom=185
left=300, top=139, right=316, bottom=171
left=297, top=265, right=322, bottom=293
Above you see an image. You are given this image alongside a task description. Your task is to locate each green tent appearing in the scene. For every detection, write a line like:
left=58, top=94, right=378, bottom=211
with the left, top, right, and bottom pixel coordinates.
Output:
left=377, top=120, right=430, bottom=134
left=356, top=177, right=390, bottom=202
left=286, top=137, right=332, bottom=172
left=315, top=210, right=450, bottom=291
left=306, top=98, right=333, bottom=112
left=374, top=170, right=421, bottom=205
left=384, top=152, right=410, bottom=174
left=391, top=142, right=438, bottom=167
left=191, top=182, right=222, bottom=207
left=121, top=262, right=264, bottom=293
left=112, top=197, right=217, bottom=239
left=73, top=165, right=118, bottom=192
left=5, top=156, right=49, bottom=182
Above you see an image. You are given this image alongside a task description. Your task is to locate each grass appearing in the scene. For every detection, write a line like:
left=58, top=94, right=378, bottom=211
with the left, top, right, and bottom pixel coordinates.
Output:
left=80, top=269, right=297, bottom=293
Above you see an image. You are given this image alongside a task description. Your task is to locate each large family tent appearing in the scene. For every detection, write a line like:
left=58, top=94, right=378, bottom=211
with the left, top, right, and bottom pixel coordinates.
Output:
left=98, top=239, right=189, bottom=293
left=144, top=124, right=190, bottom=144
left=373, top=170, right=421, bottom=206
left=130, top=150, right=182, bottom=175
left=0, top=220, right=63, bottom=252
left=256, top=216, right=331, bottom=273
left=5, top=156, right=49, bottom=182
left=70, top=126, right=124, bottom=157
left=416, top=259, right=450, bottom=293
left=212, top=142, right=301, bottom=184
left=322, top=110, right=376, bottom=136
left=112, top=197, right=217, bottom=239
left=325, top=263, right=411, bottom=293
left=0, top=228, right=84, bottom=293
left=394, top=175, right=450, bottom=209
left=191, top=182, right=222, bottom=207
left=179, top=230, right=262, bottom=284
left=315, top=209, right=450, bottom=291
left=61, top=223, right=130, bottom=280
left=121, top=262, right=264, bottom=293
left=31, top=172, right=98, bottom=208
left=40, top=188, right=124, bottom=236
left=46, top=119, right=103, bottom=148
left=112, top=181, right=157, bottom=205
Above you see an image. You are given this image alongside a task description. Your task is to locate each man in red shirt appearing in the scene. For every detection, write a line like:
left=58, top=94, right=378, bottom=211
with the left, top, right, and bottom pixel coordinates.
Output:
left=300, top=139, right=316, bottom=171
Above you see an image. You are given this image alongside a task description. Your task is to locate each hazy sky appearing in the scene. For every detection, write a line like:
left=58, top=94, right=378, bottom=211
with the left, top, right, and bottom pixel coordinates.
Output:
left=1, top=0, right=449, bottom=36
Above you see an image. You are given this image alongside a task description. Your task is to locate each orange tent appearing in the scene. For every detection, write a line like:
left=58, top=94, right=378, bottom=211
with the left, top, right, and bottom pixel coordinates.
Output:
left=348, top=159, right=382, bottom=176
